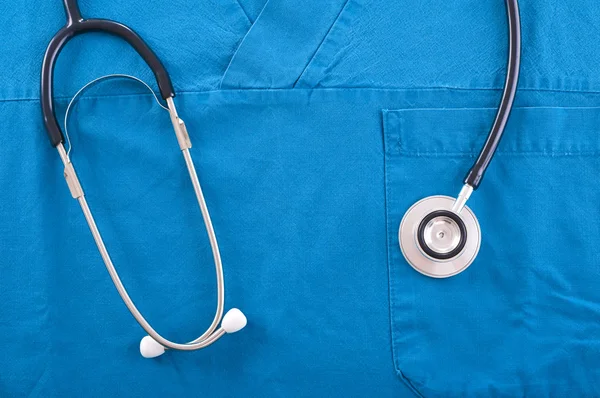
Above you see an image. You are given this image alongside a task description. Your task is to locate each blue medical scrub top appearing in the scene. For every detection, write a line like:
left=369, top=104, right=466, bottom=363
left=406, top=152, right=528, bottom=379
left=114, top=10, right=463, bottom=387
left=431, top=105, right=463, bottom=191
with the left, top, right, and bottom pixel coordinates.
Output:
left=1, top=0, right=600, bottom=396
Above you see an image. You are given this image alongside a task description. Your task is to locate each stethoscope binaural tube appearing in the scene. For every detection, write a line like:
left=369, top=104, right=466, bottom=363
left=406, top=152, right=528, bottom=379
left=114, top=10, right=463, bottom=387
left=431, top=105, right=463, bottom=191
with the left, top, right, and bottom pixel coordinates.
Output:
left=398, top=0, right=521, bottom=278
left=41, top=0, right=246, bottom=357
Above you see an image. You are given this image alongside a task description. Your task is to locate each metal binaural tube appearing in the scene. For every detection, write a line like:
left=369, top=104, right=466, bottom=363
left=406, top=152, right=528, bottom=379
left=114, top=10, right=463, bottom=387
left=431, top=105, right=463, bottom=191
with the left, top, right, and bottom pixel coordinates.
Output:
left=55, top=101, right=228, bottom=351
left=451, top=184, right=474, bottom=214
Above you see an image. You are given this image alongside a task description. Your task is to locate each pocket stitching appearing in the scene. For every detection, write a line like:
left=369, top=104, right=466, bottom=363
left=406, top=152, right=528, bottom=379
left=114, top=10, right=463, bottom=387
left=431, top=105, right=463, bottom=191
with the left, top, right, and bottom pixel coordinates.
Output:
left=383, top=112, right=426, bottom=398
left=385, top=106, right=600, bottom=158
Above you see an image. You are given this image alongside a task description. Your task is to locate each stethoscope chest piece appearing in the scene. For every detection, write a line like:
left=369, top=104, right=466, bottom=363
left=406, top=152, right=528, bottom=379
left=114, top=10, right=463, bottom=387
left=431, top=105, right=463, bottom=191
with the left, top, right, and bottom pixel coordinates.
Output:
left=399, top=195, right=481, bottom=278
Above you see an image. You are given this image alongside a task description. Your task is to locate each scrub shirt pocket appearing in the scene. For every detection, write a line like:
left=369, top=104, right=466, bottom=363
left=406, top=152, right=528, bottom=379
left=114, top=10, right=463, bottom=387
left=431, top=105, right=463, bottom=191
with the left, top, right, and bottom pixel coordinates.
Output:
left=383, top=106, right=600, bottom=397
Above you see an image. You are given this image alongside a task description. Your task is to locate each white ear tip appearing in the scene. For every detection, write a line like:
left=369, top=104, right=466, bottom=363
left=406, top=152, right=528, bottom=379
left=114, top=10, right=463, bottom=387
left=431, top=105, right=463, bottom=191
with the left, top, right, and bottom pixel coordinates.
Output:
left=222, top=308, right=247, bottom=333
left=140, top=336, right=166, bottom=358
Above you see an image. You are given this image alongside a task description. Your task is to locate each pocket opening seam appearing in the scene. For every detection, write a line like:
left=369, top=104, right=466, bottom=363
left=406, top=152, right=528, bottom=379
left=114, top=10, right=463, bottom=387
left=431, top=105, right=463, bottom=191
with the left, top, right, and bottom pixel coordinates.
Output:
left=395, top=150, right=600, bottom=158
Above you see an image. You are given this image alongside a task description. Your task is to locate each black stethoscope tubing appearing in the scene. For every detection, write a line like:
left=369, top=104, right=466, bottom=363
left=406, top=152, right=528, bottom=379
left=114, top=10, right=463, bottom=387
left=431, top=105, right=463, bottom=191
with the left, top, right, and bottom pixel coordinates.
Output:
left=40, top=0, right=175, bottom=147
left=464, top=0, right=521, bottom=190
left=399, top=0, right=521, bottom=278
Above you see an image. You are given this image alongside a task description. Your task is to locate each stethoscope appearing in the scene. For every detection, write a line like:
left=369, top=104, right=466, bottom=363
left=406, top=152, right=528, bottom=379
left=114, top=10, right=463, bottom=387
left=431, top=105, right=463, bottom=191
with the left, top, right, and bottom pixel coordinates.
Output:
left=41, top=0, right=246, bottom=358
left=399, top=0, right=521, bottom=278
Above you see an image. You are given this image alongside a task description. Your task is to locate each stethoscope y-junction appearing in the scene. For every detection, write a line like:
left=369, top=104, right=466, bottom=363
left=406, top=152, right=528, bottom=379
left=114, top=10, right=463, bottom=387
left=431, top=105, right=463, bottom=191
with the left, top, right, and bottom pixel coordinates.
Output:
left=399, top=0, right=522, bottom=278
left=41, top=0, right=247, bottom=358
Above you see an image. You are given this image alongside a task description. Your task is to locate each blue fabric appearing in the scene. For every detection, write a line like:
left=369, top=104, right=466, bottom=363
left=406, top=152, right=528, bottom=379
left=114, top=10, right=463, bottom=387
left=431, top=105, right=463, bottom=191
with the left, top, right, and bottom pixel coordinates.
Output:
left=1, top=0, right=600, bottom=396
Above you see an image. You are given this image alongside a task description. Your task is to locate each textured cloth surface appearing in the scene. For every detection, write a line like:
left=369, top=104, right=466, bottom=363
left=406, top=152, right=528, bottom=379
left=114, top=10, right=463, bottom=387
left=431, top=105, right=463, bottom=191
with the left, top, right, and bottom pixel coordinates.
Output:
left=1, top=0, right=600, bottom=396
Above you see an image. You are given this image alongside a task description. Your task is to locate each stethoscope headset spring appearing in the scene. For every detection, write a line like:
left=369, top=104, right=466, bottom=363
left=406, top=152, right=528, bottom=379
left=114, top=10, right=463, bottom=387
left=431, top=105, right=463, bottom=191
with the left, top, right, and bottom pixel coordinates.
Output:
left=41, top=0, right=246, bottom=358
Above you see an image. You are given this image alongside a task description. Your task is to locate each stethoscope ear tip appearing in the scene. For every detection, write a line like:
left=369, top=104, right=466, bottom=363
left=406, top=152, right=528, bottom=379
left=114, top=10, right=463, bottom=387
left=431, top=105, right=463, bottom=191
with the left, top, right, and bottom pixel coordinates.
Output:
left=140, top=335, right=166, bottom=358
left=138, top=308, right=247, bottom=358
left=222, top=308, right=247, bottom=334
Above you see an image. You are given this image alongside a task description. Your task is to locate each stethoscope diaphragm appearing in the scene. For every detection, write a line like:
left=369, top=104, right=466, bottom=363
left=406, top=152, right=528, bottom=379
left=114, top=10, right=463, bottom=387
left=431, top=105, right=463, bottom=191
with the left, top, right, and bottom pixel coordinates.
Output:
left=399, top=196, right=481, bottom=278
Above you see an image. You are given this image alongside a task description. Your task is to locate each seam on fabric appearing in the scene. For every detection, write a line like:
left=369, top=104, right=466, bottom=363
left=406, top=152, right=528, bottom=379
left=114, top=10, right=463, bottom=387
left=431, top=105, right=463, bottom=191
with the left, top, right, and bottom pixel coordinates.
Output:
left=398, top=370, right=426, bottom=398
left=24, top=366, right=50, bottom=396
left=9, top=84, right=600, bottom=104
left=384, top=106, right=600, bottom=158
left=213, top=85, right=600, bottom=94
left=382, top=111, right=426, bottom=398
left=382, top=111, right=397, bottom=393
left=311, top=85, right=600, bottom=94
left=397, top=151, right=600, bottom=158
left=234, top=0, right=253, bottom=24
left=292, top=0, right=352, bottom=88
left=7, top=92, right=169, bottom=104
left=218, top=0, right=270, bottom=89
left=383, top=105, right=600, bottom=111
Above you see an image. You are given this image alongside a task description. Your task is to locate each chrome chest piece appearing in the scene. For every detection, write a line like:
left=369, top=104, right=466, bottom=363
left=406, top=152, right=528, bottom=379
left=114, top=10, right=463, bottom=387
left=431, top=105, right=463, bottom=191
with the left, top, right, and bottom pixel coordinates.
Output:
left=399, top=195, right=481, bottom=278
